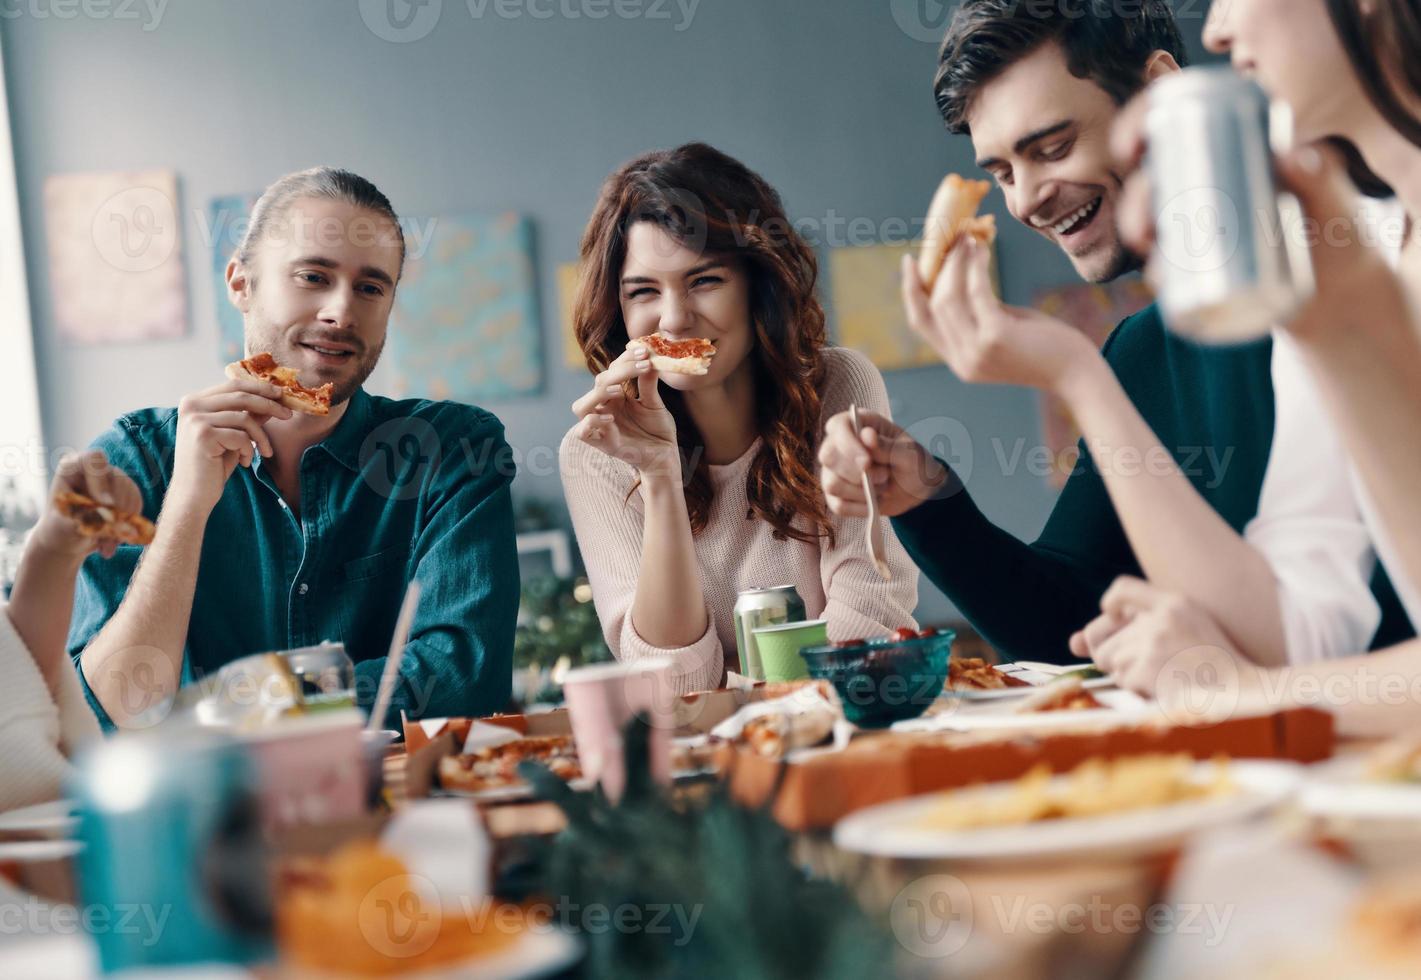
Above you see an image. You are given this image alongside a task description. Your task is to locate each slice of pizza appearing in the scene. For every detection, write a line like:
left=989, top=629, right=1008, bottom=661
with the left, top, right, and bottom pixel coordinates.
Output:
left=946, top=657, right=1032, bottom=691
left=1014, top=676, right=1103, bottom=714
left=53, top=491, right=156, bottom=546
left=918, top=174, right=996, bottom=289
left=225, top=353, right=334, bottom=416
left=632, top=333, right=717, bottom=376
left=437, top=735, right=581, bottom=794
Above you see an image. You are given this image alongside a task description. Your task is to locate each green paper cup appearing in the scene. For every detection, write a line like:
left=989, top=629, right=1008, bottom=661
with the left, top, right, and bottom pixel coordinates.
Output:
left=751, top=619, right=828, bottom=682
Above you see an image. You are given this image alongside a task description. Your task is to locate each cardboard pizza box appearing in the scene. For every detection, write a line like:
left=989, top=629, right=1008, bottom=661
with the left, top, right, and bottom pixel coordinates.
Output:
left=401, top=686, right=769, bottom=753
left=402, top=730, right=458, bottom=800
left=724, top=707, right=1334, bottom=831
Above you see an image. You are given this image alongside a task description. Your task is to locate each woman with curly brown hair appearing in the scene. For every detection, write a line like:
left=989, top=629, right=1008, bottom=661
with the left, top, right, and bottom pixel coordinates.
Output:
left=559, top=143, right=918, bottom=694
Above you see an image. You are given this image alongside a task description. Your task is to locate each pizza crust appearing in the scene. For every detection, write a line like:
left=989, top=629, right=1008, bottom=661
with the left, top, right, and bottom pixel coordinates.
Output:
left=918, top=174, right=996, bottom=288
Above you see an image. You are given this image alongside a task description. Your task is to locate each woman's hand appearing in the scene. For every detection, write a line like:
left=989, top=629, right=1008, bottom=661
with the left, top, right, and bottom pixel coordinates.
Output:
left=31, top=450, right=145, bottom=561
left=901, top=240, right=1101, bottom=396
left=571, top=342, right=681, bottom=479
left=1071, top=576, right=1262, bottom=719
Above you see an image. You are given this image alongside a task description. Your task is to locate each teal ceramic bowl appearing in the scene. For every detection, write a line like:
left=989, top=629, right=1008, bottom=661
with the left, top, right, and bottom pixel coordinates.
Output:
left=799, top=630, right=956, bottom=728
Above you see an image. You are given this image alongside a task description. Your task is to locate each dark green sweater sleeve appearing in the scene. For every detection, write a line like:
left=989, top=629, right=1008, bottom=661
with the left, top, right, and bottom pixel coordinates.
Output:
left=892, top=443, right=1124, bottom=663
left=892, top=330, right=1141, bottom=664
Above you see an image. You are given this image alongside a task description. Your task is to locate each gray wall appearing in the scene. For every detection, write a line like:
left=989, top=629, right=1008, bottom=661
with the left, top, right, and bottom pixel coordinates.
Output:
left=2, top=0, right=1212, bottom=629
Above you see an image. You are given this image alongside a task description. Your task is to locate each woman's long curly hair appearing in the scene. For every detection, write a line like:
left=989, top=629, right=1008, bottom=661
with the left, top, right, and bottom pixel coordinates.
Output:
left=573, top=142, right=834, bottom=546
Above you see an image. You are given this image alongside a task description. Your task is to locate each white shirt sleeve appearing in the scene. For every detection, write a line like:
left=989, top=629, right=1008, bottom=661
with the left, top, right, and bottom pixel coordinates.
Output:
left=1244, top=331, right=1380, bottom=663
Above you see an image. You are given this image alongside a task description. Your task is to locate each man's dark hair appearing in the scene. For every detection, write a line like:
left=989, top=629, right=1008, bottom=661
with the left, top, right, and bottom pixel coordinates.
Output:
left=934, top=0, right=1189, bottom=134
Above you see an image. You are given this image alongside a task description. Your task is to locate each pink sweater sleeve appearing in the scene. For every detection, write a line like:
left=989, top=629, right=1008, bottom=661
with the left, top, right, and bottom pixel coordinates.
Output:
left=559, top=432, right=724, bottom=695
left=815, top=349, right=921, bottom=641
left=0, top=605, right=99, bottom=812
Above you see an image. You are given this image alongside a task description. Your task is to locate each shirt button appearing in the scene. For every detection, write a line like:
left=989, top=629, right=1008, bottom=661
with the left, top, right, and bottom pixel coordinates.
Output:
left=298, top=583, right=309, bottom=596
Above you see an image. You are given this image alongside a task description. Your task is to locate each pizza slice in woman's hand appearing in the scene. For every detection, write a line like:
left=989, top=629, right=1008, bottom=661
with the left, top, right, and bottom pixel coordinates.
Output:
left=631, top=333, right=717, bottom=376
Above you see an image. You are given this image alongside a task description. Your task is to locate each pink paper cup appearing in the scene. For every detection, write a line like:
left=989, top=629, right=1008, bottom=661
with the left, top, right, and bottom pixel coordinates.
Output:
left=562, top=660, right=676, bottom=802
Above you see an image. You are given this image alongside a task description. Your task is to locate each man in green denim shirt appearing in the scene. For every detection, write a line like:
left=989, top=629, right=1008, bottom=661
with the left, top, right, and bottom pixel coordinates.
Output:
left=66, top=168, right=518, bottom=729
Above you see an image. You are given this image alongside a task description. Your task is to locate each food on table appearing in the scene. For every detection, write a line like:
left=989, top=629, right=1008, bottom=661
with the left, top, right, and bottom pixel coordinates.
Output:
left=278, top=841, right=523, bottom=974
left=225, top=351, right=334, bottom=415
left=670, top=737, right=722, bottom=774
left=712, top=683, right=840, bottom=759
left=756, top=678, right=835, bottom=702
left=835, top=627, right=938, bottom=649
left=52, top=490, right=156, bottom=546
left=1013, top=675, right=1103, bottom=714
left=631, top=332, right=717, bottom=376
left=918, top=173, right=997, bottom=288
left=437, top=734, right=581, bottom=794
left=1366, top=736, right=1421, bottom=784
left=946, top=656, right=1031, bottom=691
left=913, top=754, right=1235, bottom=832
left=742, top=706, right=836, bottom=759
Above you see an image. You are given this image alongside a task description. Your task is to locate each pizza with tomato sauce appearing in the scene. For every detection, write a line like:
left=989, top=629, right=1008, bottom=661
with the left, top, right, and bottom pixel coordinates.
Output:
left=225, top=353, right=334, bottom=416
left=53, top=491, right=156, bottom=546
left=633, top=333, right=716, bottom=376
left=437, top=735, right=581, bottom=794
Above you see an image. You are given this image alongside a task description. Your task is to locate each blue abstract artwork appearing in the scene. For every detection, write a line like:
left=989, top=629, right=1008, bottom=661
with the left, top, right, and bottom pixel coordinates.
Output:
left=388, top=211, right=543, bottom=403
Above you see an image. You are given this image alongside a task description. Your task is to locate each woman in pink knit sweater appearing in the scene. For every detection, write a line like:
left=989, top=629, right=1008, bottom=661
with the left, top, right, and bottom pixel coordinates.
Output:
left=1, top=451, right=141, bottom=811
left=561, top=143, right=919, bottom=695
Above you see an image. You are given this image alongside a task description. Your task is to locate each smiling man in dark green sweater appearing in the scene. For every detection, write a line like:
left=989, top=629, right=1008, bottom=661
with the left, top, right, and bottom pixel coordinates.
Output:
left=819, top=0, right=1411, bottom=663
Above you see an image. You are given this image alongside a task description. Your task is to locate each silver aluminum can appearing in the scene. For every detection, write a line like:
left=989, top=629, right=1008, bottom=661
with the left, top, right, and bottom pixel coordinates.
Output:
left=733, top=585, right=807, bottom=681
left=1147, top=67, right=1314, bottom=343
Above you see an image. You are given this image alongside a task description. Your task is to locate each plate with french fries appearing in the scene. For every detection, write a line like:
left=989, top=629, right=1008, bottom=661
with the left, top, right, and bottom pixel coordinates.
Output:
left=833, top=754, right=1302, bottom=863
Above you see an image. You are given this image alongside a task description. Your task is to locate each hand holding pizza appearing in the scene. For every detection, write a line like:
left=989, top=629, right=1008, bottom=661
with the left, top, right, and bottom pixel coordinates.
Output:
left=168, top=379, right=294, bottom=517
left=31, top=450, right=146, bottom=560
left=903, top=240, right=1100, bottom=395
left=570, top=344, right=680, bottom=479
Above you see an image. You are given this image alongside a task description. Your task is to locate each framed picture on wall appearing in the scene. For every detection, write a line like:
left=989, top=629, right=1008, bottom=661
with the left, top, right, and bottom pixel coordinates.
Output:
left=828, top=240, right=1000, bottom=373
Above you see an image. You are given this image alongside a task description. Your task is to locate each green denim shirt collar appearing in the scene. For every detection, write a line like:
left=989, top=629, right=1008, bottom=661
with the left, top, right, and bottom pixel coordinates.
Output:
left=309, top=386, right=372, bottom=473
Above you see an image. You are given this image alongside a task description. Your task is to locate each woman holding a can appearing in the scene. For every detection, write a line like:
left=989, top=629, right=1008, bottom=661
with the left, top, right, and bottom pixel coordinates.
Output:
left=872, top=0, right=1421, bottom=687
left=1069, top=0, right=1421, bottom=735
left=560, top=143, right=919, bottom=696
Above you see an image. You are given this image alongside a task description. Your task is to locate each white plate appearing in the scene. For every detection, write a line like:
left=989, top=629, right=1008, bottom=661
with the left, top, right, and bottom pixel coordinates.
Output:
left=893, top=689, right=1151, bottom=735
left=833, top=760, right=1302, bottom=863
left=1298, top=760, right=1421, bottom=820
left=0, top=798, right=79, bottom=838
left=940, top=676, right=1116, bottom=703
